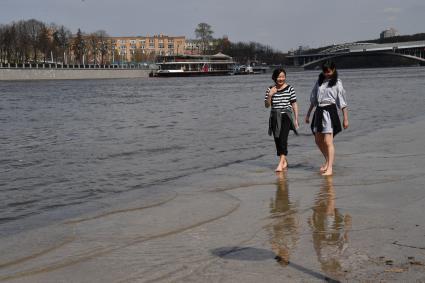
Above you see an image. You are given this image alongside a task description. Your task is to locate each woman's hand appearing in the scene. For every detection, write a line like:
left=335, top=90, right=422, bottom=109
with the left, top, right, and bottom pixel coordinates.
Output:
left=342, top=108, right=349, bottom=129
left=343, top=119, right=349, bottom=129
left=265, top=87, right=277, bottom=108
left=305, top=104, right=314, bottom=124
left=267, top=86, right=277, bottom=99
left=294, top=119, right=299, bottom=129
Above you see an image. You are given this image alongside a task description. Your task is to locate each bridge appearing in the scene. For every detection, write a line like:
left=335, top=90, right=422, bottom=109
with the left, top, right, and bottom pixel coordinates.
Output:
left=287, top=41, right=425, bottom=69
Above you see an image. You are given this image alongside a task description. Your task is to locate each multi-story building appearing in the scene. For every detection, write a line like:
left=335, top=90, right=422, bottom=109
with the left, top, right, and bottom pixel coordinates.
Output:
left=184, top=38, right=223, bottom=55
left=380, top=28, right=399, bottom=39
left=109, top=34, right=185, bottom=63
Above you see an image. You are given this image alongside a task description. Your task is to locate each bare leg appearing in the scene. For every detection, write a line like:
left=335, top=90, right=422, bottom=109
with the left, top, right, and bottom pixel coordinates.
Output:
left=275, top=154, right=288, bottom=172
left=315, top=133, right=328, bottom=172
left=322, top=133, right=334, bottom=176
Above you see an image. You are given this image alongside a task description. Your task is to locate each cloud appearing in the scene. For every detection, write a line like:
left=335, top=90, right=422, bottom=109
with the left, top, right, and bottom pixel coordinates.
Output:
left=383, top=7, right=401, bottom=14
left=382, top=7, right=401, bottom=22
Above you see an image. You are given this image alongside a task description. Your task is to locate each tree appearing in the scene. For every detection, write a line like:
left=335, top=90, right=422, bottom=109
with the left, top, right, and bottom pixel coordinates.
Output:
left=87, top=33, right=99, bottom=64
left=25, top=19, right=45, bottom=62
left=95, top=30, right=109, bottom=65
left=212, top=38, right=287, bottom=65
left=0, top=24, right=17, bottom=63
left=15, top=21, right=30, bottom=63
left=38, top=25, right=51, bottom=62
left=0, top=25, right=5, bottom=62
left=72, top=28, right=86, bottom=64
left=52, top=24, right=72, bottom=64
left=215, top=35, right=231, bottom=54
left=195, top=23, right=214, bottom=54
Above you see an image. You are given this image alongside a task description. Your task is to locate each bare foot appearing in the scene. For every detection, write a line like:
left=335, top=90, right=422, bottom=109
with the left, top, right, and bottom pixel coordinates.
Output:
left=321, top=169, right=333, bottom=176
left=275, top=162, right=287, bottom=172
left=320, top=163, right=328, bottom=172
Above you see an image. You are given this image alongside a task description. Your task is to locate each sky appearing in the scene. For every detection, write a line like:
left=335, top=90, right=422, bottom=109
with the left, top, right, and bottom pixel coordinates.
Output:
left=1, top=0, right=424, bottom=52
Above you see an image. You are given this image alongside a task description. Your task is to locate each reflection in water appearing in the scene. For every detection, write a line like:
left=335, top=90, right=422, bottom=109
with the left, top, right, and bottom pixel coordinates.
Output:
left=268, top=172, right=299, bottom=265
left=308, top=176, right=352, bottom=275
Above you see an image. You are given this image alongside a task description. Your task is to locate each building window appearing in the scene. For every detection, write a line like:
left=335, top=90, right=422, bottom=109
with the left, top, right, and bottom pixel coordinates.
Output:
left=159, top=43, right=164, bottom=49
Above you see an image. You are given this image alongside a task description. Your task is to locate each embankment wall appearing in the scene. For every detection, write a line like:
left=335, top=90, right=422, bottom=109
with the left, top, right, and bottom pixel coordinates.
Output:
left=0, top=68, right=150, bottom=80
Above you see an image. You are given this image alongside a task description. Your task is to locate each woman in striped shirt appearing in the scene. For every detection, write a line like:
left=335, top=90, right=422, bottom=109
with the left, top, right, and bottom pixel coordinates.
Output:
left=265, top=68, right=299, bottom=172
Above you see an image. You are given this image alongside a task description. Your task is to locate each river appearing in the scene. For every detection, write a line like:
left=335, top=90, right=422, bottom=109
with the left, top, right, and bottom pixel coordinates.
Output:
left=1, top=67, right=425, bottom=237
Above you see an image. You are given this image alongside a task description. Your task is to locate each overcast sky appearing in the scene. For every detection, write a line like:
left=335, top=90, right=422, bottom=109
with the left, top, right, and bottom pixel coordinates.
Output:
left=1, top=0, right=424, bottom=51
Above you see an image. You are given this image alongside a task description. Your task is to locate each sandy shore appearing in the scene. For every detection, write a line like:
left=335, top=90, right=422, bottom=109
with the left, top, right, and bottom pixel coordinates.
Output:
left=1, top=116, right=425, bottom=282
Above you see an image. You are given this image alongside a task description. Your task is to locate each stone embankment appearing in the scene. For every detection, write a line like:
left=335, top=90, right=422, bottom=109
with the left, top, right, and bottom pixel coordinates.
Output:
left=0, top=63, right=152, bottom=80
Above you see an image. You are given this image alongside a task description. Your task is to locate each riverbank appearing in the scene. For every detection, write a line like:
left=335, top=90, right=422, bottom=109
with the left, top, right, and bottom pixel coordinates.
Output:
left=1, top=113, right=425, bottom=282
left=0, top=68, right=150, bottom=80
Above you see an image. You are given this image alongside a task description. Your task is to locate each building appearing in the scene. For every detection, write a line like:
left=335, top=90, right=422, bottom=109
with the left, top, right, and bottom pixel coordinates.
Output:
left=184, top=39, right=201, bottom=55
left=288, top=45, right=311, bottom=56
left=380, top=28, right=399, bottom=39
left=109, top=34, right=185, bottom=63
left=184, top=38, right=225, bottom=55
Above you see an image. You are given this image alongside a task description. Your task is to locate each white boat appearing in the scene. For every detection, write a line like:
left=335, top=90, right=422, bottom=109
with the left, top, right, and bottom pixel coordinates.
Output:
left=154, top=53, right=236, bottom=77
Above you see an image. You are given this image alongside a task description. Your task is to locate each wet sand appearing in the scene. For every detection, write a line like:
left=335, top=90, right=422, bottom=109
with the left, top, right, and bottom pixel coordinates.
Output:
left=1, top=117, right=425, bottom=282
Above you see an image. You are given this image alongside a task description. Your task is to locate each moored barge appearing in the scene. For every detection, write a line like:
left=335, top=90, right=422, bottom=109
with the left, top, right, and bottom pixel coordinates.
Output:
left=153, top=53, right=235, bottom=77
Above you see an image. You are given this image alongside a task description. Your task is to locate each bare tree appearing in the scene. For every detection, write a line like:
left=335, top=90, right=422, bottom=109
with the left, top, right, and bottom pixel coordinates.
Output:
left=87, top=33, right=99, bottom=64
left=0, top=24, right=16, bottom=63
left=94, top=30, right=109, bottom=65
left=195, top=23, right=214, bottom=54
left=9, top=25, right=18, bottom=63
left=24, top=19, right=45, bottom=62
left=38, top=25, right=51, bottom=62
left=52, top=25, right=72, bottom=64
left=15, top=21, right=31, bottom=63
left=0, top=25, right=4, bottom=62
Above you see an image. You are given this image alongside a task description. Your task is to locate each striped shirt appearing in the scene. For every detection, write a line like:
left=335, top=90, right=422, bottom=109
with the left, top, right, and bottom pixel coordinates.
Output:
left=265, top=85, right=297, bottom=111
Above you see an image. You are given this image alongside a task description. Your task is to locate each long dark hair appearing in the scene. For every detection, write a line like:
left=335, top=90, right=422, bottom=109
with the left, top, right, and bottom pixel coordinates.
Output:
left=318, top=61, right=338, bottom=87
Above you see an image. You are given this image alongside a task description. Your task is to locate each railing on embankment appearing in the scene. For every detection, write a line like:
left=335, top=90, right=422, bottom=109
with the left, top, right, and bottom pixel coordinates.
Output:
left=0, top=63, right=153, bottom=80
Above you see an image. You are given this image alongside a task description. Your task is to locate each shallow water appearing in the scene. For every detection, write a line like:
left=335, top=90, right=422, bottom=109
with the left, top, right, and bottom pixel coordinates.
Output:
left=1, top=67, right=425, bottom=237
